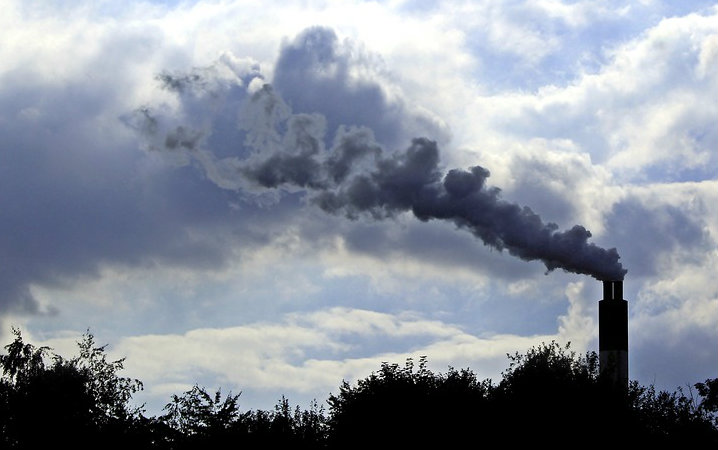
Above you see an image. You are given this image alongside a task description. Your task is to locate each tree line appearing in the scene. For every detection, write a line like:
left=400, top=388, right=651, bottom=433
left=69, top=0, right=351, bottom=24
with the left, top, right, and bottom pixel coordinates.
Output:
left=1, top=329, right=716, bottom=448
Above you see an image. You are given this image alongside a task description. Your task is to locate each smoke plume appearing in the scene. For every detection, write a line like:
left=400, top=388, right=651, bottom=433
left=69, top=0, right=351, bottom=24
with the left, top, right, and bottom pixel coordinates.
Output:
left=129, top=76, right=626, bottom=282
left=243, top=89, right=626, bottom=281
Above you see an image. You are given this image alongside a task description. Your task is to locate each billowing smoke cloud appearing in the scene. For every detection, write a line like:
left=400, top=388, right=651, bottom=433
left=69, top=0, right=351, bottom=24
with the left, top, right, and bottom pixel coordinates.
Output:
left=253, top=94, right=626, bottom=281
left=131, top=65, right=627, bottom=281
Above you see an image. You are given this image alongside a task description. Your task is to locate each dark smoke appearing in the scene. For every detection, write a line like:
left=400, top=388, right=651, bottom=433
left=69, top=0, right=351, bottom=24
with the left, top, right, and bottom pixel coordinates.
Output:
left=235, top=87, right=627, bottom=281
left=130, top=63, right=627, bottom=283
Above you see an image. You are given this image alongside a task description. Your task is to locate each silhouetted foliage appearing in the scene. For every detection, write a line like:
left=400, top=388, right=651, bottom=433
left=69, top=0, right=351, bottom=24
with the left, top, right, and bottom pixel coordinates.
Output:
left=1, top=331, right=716, bottom=448
left=327, top=355, right=491, bottom=447
left=696, top=377, right=718, bottom=419
left=489, top=341, right=616, bottom=444
left=157, top=386, right=328, bottom=449
left=158, top=385, right=241, bottom=448
left=0, top=328, right=148, bottom=449
left=327, top=342, right=718, bottom=447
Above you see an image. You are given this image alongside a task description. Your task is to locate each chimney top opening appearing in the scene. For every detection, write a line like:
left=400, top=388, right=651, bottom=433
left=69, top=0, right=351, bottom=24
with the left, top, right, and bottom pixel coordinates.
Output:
left=602, top=280, right=623, bottom=301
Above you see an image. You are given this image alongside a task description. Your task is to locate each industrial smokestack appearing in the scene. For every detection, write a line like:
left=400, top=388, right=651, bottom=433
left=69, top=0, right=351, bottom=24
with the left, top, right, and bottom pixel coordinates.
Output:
left=599, top=280, right=628, bottom=389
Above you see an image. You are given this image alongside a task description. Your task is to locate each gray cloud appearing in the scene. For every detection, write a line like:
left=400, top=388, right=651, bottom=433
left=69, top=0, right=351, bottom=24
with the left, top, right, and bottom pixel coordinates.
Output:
left=273, top=27, right=450, bottom=150
left=604, top=197, right=709, bottom=278
left=0, top=65, right=289, bottom=314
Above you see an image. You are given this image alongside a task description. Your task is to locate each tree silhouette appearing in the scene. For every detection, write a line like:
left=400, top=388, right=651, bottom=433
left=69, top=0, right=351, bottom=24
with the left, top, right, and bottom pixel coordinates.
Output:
left=1, top=331, right=716, bottom=448
left=696, top=377, right=718, bottom=422
left=0, top=329, right=147, bottom=449
left=488, top=341, right=630, bottom=445
left=489, top=341, right=717, bottom=445
left=327, top=356, right=492, bottom=447
left=159, top=385, right=241, bottom=448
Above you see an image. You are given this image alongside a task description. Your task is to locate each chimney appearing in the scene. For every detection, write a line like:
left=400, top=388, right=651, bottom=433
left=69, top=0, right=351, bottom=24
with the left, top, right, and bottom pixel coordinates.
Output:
left=599, top=280, right=628, bottom=389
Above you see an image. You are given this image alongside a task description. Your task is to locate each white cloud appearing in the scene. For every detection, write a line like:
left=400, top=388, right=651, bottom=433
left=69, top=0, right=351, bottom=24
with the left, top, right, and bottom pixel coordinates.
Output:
left=290, top=307, right=460, bottom=338
left=461, top=8, right=718, bottom=184
left=102, top=306, right=562, bottom=414
left=557, top=280, right=597, bottom=350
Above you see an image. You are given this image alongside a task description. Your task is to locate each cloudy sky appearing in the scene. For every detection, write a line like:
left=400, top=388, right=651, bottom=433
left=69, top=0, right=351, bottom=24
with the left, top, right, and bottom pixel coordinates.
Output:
left=1, top=0, right=716, bottom=416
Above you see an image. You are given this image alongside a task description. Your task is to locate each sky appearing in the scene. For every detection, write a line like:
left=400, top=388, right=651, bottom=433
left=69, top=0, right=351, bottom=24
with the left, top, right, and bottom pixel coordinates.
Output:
left=1, top=0, right=716, bottom=417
